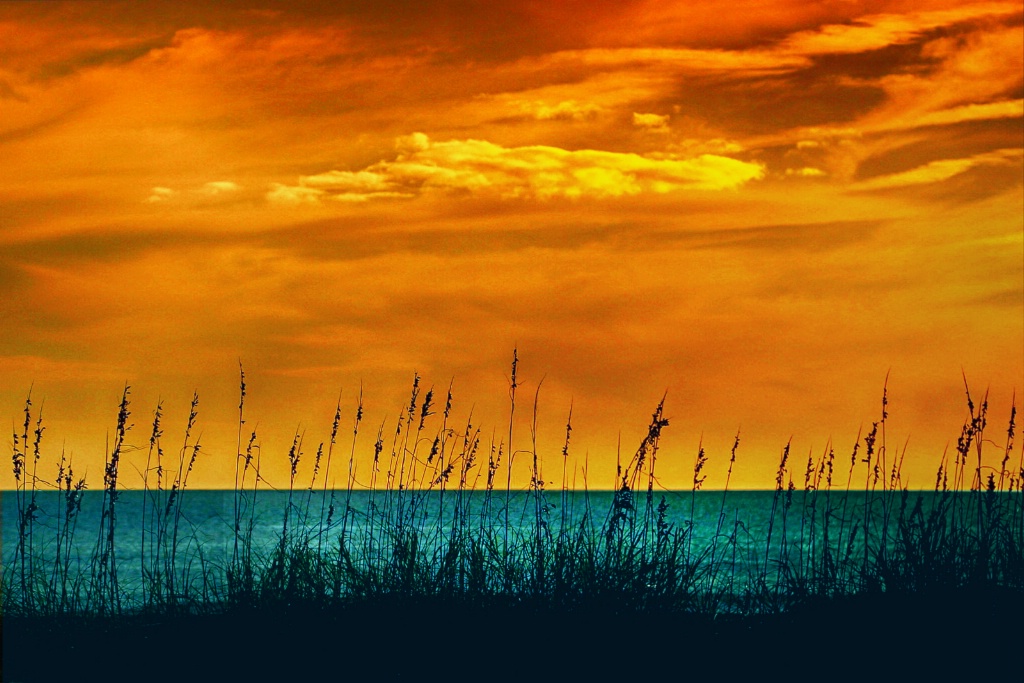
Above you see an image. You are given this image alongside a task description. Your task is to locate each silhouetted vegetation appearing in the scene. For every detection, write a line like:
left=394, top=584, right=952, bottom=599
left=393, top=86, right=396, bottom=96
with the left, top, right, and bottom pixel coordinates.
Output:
left=3, top=354, right=1022, bottom=681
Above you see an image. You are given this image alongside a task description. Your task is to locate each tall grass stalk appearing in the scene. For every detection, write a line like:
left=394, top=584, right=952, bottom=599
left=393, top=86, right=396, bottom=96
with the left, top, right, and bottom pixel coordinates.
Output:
left=3, top=367, right=1021, bottom=624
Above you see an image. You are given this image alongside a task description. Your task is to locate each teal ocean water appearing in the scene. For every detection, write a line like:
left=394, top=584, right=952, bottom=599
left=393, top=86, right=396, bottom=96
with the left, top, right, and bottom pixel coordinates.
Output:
left=4, top=487, right=977, bottom=605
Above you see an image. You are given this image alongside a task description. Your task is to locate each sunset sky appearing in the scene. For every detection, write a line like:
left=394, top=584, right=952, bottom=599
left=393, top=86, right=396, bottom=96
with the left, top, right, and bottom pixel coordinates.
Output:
left=1, top=0, right=1021, bottom=490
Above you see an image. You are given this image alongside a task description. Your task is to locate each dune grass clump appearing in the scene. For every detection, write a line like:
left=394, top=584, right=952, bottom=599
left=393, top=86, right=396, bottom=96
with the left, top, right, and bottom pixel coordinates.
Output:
left=2, top=355, right=1022, bottom=623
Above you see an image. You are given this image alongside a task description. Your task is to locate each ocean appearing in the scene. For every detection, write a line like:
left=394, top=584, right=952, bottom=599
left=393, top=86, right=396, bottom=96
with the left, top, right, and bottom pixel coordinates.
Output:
left=1, top=487, right=1008, bottom=610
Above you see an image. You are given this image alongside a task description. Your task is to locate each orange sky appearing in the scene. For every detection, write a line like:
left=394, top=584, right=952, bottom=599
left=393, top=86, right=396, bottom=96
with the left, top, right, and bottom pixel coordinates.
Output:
left=1, top=0, right=1021, bottom=490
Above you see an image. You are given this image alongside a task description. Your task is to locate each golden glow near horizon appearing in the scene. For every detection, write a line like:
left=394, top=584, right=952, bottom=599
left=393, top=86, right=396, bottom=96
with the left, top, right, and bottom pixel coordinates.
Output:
left=1, top=1, right=1021, bottom=490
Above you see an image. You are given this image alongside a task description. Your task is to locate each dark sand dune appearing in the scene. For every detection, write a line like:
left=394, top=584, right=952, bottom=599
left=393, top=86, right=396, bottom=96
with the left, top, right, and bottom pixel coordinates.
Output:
left=4, top=586, right=1021, bottom=682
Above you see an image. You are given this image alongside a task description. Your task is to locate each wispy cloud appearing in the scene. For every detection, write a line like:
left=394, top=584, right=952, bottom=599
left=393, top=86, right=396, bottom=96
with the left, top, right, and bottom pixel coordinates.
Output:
left=785, top=167, right=826, bottom=178
left=904, top=99, right=1024, bottom=129
left=852, top=148, right=1023, bottom=190
left=198, top=180, right=241, bottom=196
left=145, top=186, right=177, bottom=203
left=550, top=46, right=808, bottom=73
left=777, top=3, right=1022, bottom=56
left=0, top=79, right=27, bottom=102
left=268, top=133, right=764, bottom=204
left=265, top=183, right=326, bottom=206
left=145, top=182, right=243, bottom=204
left=633, top=112, right=670, bottom=132
left=510, top=99, right=603, bottom=121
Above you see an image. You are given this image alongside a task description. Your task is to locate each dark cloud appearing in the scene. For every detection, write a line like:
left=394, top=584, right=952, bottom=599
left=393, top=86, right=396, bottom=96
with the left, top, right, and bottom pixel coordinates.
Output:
left=967, top=287, right=1024, bottom=308
left=855, top=118, right=1024, bottom=180
left=33, top=37, right=173, bottom=81
left=0, top=79, right=28, bottom=102
left=0, top=259, right=29, bottom=291
left=0, top=192, right=106, bottom=230
left=5, top=1, right=584, bottom=62
left=755, top=262, right=909, bottom=303
left=0, top=111, right=82, bottom=145
left=146, top=0, right=873, bottom=56
left=260, top=216, right=882, bottom=266
left=668, top=16, right=1019, bottom=137
left=263, top=217, right=621, bottom=262
left=854, top=159, right=1024, bottom=205
left=0, top=265, right=101, bottom=334
left=667, top=220, right=883, bottom=252
left=933, top=162, right=1024, bottom=203
left=672, top=69, right=886, bottom=136
left=0, top=228, right=227, bottom=266
left=806, top=38, right=940, bottom=80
